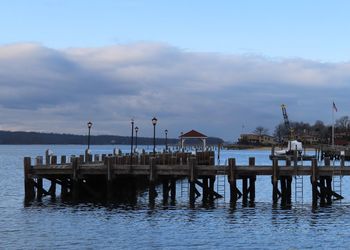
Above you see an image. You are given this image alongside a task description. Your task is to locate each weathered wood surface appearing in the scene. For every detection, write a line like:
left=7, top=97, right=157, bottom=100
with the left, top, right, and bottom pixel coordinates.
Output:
left=28, top=163, right=350, bottom=177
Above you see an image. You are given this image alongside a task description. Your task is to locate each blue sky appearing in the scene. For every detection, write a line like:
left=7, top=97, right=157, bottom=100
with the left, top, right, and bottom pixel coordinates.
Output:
left=2, top=1, right=350, bottom=61
left=1, top=1, right=350, bottom=140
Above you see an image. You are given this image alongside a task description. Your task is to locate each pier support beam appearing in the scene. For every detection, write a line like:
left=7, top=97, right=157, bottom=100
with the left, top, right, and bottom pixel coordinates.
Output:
left=107, top=157, right=114, bottom=201
left=35, top=157, right=43, bottom=201
left=311, top=159, right=318, bottom=207
left=325, top=177, right=333, bottom=205
left=228, top=158, right=237, bottom=206
left=37, top=178, right=43, bottom=201
left=170, top=178, right=176, bottom=204
left=286, top=176, right=292, bottom=205
left=162, top=179, right=169, bottom=204
left=209, top=176, right=215, bottom=202
left=319, top=177, right=326, bottom=206
left=202, top=177, right=209, bottom=203
left=49, top=156, right=57, bottom=198
left=149, top=158, right=157, bottom=206
left=24, top=157, right=35, bottom=202
left=72, top=157, right=80, bottom=201
left=272, top=159, right=279, bottom=204
left=280, top=177, right=286, bottom=205
left=242, top=177, right=248, bottom=206
left=189, top=157, right=197, bottom=206
left=60, top=156, right=68, bottom=198
left=249, top=157, right=256, bottom=207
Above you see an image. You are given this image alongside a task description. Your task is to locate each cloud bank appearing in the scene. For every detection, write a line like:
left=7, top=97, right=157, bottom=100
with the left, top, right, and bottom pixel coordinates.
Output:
left=0, top=42, right=350, bottom=140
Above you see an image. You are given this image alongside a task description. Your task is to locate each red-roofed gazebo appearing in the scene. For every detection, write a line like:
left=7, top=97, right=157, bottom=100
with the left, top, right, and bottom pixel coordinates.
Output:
left=180, top=130, right=208, bottom=149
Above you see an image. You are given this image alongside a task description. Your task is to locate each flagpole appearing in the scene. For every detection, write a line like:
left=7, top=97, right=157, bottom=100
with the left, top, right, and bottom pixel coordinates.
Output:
left=332, top=102, right=335, bottom=148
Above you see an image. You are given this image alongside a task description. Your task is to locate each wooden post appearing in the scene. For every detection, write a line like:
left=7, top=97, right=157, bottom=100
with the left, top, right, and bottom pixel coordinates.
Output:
left=94, top=154, right=100, bottom=162
left=325, top=176, right=332, bottom=205
left=60, top=155, right=68, bottom=198
left=189, top=157, right=196, bottom=205
left=45, top=149, right=51, bottom=166
left=24, top=157, right=35, bottom=202
left=35, top=156, right=43, bottom=201
left=170, top=178, right=176, bottom=204
left=311, top=158, right=318, bottom=207
left=285, top=158, right=292, bottom=205
left=149, top=157, right=157, bottom=205
left=209, top=176, right=215, bottom=202
left=170, top=157, right=176, bottom=204
left=107, top=157, right=114, bottom=200
left=72, top=157, right=79, bottom=201
left=319, top=176, right=326, bottom=206
left=324, top=157, right=330, bottom=167
left=249, top=157, right=256, bottom=206
left=286, top=176, right=292, bottom=205
left=280, top=177, right=286, bottom=206
left=85, top=149, right=91, bottom=163
left=162, top=179, right=169, bottom=203
left=228, top=158, right=237, bottom=206
left=49, top=156, right=57, bottom=198
left=202, top=177, right=209, bottom=202
left=242, top=177, right=248, bottom=206
left=272, top=159, right=279, bottom=204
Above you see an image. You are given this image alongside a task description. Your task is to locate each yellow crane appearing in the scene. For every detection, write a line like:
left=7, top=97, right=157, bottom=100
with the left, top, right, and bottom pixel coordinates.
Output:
left=281, top=104, right=294, bottom=140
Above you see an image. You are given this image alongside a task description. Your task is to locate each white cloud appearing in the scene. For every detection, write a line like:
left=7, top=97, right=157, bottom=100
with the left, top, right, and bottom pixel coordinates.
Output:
left=0, top=42, right=350, bottom=140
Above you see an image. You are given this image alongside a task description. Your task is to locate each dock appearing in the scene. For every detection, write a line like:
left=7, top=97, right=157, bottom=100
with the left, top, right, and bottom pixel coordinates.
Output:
left=24, top=150, right=347, bottom=207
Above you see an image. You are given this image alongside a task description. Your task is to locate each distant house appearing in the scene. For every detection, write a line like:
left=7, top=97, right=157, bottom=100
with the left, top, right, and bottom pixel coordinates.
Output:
left=297, top=134, right=320, bottom=145
left=239, top=134, right=276, bottom=146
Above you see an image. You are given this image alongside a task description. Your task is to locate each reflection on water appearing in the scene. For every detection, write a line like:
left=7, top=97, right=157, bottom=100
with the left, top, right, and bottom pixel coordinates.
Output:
left=2, top=145, right=350, bottom=249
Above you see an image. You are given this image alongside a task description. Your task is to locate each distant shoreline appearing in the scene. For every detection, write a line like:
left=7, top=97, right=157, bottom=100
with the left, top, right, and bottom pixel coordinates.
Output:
left=0, top=130, right=224, bottom=145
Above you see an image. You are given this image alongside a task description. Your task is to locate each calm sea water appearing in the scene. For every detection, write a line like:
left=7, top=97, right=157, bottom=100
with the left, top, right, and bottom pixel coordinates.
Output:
left=1, top=145, right=350, bottom=249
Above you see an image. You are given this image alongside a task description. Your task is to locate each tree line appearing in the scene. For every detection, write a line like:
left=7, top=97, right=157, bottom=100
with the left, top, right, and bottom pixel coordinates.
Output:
left=252, top=116, right=350, bottom=144
left=0, top=130, right=224, bottom=145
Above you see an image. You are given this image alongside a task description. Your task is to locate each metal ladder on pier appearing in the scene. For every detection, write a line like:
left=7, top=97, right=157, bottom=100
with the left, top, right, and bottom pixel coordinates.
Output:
left=332, top=160, right=342, bottom=200
left=294, top=158, right=304, bottom=203
left=216, top=175, right=226, bottom=200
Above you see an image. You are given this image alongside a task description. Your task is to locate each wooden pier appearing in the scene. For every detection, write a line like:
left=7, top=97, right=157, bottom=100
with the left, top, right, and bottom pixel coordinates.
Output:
left=317, top=144, right=350, bottom=161
left=24, top=150, right=347, bottom=207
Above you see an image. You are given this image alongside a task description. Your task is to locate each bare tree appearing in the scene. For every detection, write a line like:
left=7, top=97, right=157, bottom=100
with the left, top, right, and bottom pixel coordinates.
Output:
left=336, top=116, right=349, bottom=131
left=274, top=123, right=288, bottom=143
left=253, top=126, right=269, bottom=135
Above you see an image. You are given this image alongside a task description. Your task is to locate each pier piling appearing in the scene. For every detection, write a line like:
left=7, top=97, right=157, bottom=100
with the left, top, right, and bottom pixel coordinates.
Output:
left=24, top=157, right=35, bottom=202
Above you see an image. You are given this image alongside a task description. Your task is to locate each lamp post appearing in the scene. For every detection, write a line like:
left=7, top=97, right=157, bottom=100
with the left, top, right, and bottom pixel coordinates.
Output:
left=135, top=126, right=139, bottom=152
left=130, top=119, right=134, bottom=157
left=152, top=117, right=157, bottom=155
left=87, top=121, right=92, bottom=150
left=165, top=129, right=168, bottom=152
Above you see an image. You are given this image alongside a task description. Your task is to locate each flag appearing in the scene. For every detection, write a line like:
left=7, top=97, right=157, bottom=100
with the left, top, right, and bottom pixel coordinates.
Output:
left=333, top=102, right=338, bottom=112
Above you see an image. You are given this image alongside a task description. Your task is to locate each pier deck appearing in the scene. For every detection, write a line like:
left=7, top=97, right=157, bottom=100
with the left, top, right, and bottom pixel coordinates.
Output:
left=23, top=151, right=348, bottom=207
left=29, top=163, right=350, bottom=177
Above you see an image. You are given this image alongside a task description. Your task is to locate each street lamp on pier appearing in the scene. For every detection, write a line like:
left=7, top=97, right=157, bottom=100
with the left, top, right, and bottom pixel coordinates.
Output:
left=87, top=121, right=92, bottom=150
left=135, top=126, right=139, bottom=152
left=165, top=129, right=168, bottom=152
left=152, top=117, right=157, bottom=155
left=130, top=119, right=134, bottom=157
